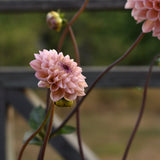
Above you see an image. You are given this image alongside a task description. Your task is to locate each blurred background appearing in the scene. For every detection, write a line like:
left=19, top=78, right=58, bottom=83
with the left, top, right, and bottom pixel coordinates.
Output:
left=1, top=10, right=160, bottom=160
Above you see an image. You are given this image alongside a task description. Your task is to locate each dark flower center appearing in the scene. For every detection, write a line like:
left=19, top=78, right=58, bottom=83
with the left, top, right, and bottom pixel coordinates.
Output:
left=62, top=64, right=70, bottom=72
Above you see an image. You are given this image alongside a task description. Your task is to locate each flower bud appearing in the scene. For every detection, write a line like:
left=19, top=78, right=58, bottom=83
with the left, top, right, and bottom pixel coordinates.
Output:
left=46, top=11, right=63, bottom=32
left=55, top=98, right=73, bottom=107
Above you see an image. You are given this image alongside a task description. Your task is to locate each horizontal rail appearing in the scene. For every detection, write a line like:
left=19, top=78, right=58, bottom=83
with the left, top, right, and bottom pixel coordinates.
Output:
left=0, top=0, right=126, bottom=12
left=0, top=66, right=160, bottom=88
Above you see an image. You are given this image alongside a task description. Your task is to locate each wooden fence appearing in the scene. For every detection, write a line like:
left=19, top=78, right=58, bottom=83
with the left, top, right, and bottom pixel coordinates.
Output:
left=0, top=0, right=160, bottom=160
left=0, top=0, right=126, bottom=12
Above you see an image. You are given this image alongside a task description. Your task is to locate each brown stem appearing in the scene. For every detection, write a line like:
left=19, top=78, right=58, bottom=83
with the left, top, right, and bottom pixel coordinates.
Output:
left=17, top=105, right=52, bottom=160
left=76, top=105, right=85, bottom=160
left=69, top=25, right=85, bottom=159
left=52, top=32, right=145, bottom=135
left=68, top=26, right=80, bottom=65
left=122, top=54, right=160, bottom=160
left=45, top=89, right=51, bottom=114
left=57, top=0, right=89, bottom=52
left=39, top=102, right=55, bottom=160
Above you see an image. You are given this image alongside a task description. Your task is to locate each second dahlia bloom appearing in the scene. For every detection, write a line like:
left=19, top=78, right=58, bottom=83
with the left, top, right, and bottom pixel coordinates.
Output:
left=30, top=49, right=88, bottom=102
left=125, top=0, right=160, bottom=39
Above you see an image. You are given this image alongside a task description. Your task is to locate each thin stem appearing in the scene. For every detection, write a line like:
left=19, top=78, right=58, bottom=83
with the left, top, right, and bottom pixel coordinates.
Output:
left=52, top=32, right=145, bottom=135
left=57, top=0, right=89, bottom=52
left=76, top=106, right=85, bottom=160
left=69, top=25, right=85, bottom=159
left=17, top=105, right=52, bottom=160
left=68, top=26, right=80, bottom=65
left=39, top=102, right=55, bottom=160
left=122, top=54, right=160, bottom=160
left=45, top=89, right=51, bottom=114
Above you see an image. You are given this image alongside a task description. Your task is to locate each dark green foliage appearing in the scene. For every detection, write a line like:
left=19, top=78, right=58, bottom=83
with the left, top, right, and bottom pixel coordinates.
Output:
left=54, top=125, right=76, bottom=136
left=29, top=106, right=45, bottom=130
left=0, top=11, right=159, bottom=66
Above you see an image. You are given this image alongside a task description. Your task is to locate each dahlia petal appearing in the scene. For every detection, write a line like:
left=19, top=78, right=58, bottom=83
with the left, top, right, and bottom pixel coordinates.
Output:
left=133, top=9, right=147, bottom=19
left=154, top=20, right=160, bottom=32
left=142, top=20, right=154, bottom=32
left=50, top=83, right=59, bottom=91
left=64, top=93, right=77, bottom=101
left=47, top=75, right=55, bottom=84
left=153, top=1, right=160, bottom=11
left=35, top=71, right=48, bottom=81
left=34, top=54, right=42, bottom=61
left=77, top=91, right=86, bottom=97
left=30, top=49, right=88, bottom=101
left=158, top=35, right=160, bottom=39
left=51, top=89, right=65, bottom=102
left=125, top=2, right=135, bottom=9
left=67, top=81, right=77, bottom=88
left=30, top=60, right=41, bottom=71
left=135, top=1, right=144, bottom=9
left=125, top=0, right=160, bottom=39
left=143, top=0, right=153, bottom=9
left=146, top=9, right=158, bottom=21
left=65, top=88, right=75, bottom=94
left=38, top=81, right=49, bottom=88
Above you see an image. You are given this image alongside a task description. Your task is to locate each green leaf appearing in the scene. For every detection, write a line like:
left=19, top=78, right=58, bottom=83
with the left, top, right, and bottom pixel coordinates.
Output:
left=29, top=106, right=45, bottom=130
left=55, top=125, right=76, bottom=136
left=23, top=131, right=43, bottom=146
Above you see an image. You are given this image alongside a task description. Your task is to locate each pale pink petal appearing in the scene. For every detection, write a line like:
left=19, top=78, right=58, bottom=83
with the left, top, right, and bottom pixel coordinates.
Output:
left=34, top=54, right=42, bottom=61
left=132, top=9, right=147, bottom=19
left=125, top=0, right=160, bottom=39
left=50, top=83, right=59, bottom=92
left=143, top=1, right=153, bottom=9
left=135, top=1, right=144, bottom=9
left=153, top=1, right=160, bottom=11
left=35, top=71, right=48, bottom=81
left=64, top=93, right=77, bottom=101
left=142, top=20, right=154, bottom=32
left=38, top=81, right=49, bottom=88
left=125, top=2, right=135, bottom=9
left=50, top=89, right=65, bottom=101
left=30, top=49, right=88, bottom=102
left=154, top=20, right=160, bottom=32
left=146, top=9, right=158, bottom=21
left=30, top=60, right=41, bottom=71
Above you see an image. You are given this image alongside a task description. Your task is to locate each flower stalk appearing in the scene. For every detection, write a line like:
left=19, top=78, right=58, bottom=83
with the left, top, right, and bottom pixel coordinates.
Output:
left=17, top=105, right=52, bottom=160
left=122, top=54, right=160, bottom=160
left=68, top=22, right=85, bottom=159
left=38, top=102, right=55, bottom=160
left=52, top=32, right=145, bottom=135
left=58, top=0, right=89, bottom=52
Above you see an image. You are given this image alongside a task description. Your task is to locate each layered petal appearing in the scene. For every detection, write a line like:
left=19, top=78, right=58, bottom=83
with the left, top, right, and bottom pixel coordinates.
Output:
left=125, top=0, right=160, bottom=39
left=30, top=49, right=88, bottom=102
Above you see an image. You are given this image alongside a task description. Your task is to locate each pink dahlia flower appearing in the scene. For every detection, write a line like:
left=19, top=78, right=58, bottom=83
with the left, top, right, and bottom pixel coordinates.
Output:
left=30, top=49, right=88, bottom=102
left=125, top=0, right=160, bottom=39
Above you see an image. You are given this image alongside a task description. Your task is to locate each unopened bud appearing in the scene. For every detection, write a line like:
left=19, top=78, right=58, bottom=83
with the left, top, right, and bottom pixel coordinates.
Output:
left=55, top=98, right=73, bottom=107
left=46, top=11, right=63, bottom=32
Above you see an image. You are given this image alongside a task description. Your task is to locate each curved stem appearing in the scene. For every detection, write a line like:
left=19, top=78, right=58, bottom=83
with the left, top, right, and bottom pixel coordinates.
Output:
left=52, top=32, right=145, bottom=134
left=68, top=26, right=80, bottom=65
left=69, top=25, right=85, bottom=159
left=122, top=54, right=160, bottom=160
left=39, top=102, right=55, bottom=160
left=57, top=0, right=89, bottom=52
left=17, top=105, right=52, bottom=160
left=45, top=89, right=51, bottom=114
left=76, top=105, right=85, bottom=160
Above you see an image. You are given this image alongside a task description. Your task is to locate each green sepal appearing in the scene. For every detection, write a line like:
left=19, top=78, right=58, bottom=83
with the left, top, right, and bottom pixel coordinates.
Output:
left=55, top=98, right=73, bottom=107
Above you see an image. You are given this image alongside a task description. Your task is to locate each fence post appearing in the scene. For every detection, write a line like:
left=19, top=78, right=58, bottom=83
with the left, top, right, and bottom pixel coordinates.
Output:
left=0, top=83, right=6, bottom=160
